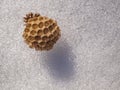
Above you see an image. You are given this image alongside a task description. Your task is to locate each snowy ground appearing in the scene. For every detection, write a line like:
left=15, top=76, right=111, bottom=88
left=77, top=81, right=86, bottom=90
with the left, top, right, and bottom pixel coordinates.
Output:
left=0, top=0, right=120, bottom=90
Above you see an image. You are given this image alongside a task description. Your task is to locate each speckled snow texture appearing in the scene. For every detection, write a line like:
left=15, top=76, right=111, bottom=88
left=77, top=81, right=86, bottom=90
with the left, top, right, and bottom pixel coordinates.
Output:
left=0, top=0, right=120, bottom=90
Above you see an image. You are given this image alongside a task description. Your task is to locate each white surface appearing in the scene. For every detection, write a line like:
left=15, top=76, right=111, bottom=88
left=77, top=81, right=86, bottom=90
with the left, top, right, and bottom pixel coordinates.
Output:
left=0, top=0, right=120, bottom=90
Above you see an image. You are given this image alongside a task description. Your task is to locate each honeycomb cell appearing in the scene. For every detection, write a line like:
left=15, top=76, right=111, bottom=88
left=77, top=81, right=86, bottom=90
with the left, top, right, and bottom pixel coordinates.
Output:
left=56, top=27, right=60, bottom=33
left=30, top=30, right=36, bottom=35
left=35, top=45, right=40, bottom=50
left=48, top=25, right=54, bottom=32
left=46, top=43, right=53, bottom=48
left=47, top=41, right=54, bottom=46
left=56, top=26, right=60, bottom=30
left=24, top=28, right=29, bottom=32
left=32, top=41, right=38, bottom=46
left=39, top=42, right=45, bottom=46
left=53, top=36, right=59, bottom=42
left=48, top=19, right=53, bottom=24
left=28, top=18, right=33, bottom=22
left=39, top=17, right=43, bottom=21
left=26, top=24, right=31, bottom=28
left=49, top=34, right=54, bottom=40
left=23, top=33, right=28, bottom=38
left=32, top=24, right=38, bottom=29
left=53, top=30, right=58, bottom=36
left=25, top=34, right=28, bottom=38
left=38, top=22, right=44, bottom=28
left=28, top=36, right=34, bottom=41
left=46, top=41, right=51, bottom=45
left=33, top=17, right=38, bottom=21
left=44, top=16, right=48, bottom=20
left=45, top=21, right=50, bottom=27
left=43, top=28, right=49, bottom=34
left=41, top=36, right=48, bottom=41
left=52, top=23, right=57, bottom=28
left=37, top=29, right=43, bottom=35
left=35, top=36, right=41, bottom=40
left=29, top=45, right=33, bottom=48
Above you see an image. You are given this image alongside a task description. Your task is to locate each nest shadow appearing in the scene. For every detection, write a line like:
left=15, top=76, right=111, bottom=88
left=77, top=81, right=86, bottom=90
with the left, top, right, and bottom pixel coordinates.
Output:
left=44, top=40, right=75, bottom=81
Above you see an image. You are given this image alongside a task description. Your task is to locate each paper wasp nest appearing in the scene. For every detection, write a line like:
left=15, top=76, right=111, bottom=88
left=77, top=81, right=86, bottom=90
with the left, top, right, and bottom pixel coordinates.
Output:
left=23, top=13, right=61, bottom=51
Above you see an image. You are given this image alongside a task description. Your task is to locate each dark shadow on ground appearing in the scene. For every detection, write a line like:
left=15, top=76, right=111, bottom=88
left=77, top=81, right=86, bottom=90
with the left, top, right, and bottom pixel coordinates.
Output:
left=44, top=40, right=76, bottom=81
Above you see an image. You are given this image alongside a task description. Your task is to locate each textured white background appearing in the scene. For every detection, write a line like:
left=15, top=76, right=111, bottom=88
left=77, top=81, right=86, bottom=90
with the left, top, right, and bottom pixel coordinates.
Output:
left=0, top=0, right=120, bottom=90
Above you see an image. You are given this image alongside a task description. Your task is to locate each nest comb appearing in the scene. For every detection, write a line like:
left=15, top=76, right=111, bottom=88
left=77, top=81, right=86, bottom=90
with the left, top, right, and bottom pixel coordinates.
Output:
left=23, top=13, right=61, bottom=51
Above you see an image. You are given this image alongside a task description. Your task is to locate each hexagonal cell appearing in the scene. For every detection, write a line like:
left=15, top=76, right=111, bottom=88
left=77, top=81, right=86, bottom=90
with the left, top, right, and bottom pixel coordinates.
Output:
left=30, top=30, right=36, bottom=35
left=51, top=24, right=56, bottom=30
left=27, top=36, right=34, bottom=41
left=38, top=22, right=44, bottom=28
left=29, top=44, right=33, bottom=48
left=33, top=17, right=38, bottom=21
left=46, top=46, right=53, bottom=50
left=56, top=26, right=60, bottom=31
left=23, top=33, right=28, bottom=38
left=53, top=36, right=59, bottom=42
left=42, top=45, right=51, bottom=50
left=35, top=36, right=41, bottom=40
left=48, top=19, right=53, bottom=24
left=24, top=28, right=29, bottom=32
left=26, top=24, right=31, bottom=28
left=39, top=41, right=45, bottom=46
left=35, top=44, right=40, bottom=50
left=43, top=28, right=49, bottom=34
left=41, top=35, right=48, bottom=41
left=28, top=18, right=32, bottom=22
left=32, top=24, right=38, bottom=29
left=45, top=21, right=50, bottom=27
left=53, top=30, right=58, bottom=36
left=47, top=41, right=54, bottom=46
left=44, top=16, right=48, bottom=20
left=32, top=41, right=38, bottom=46
left=39, top=17, right=43, bottom=21
left=52, top=23, right=57, bottom=28
left=48, top=34, right=54, bottom=40
left=37, top=29, right=43, bottom=35
left=48, top=25, right=54, bottom=32
left=46, top=42, right=53, bottom=47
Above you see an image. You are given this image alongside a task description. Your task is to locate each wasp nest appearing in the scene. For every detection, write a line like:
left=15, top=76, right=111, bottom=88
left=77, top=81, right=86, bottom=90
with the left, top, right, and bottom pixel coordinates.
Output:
left=23, top=13, right=61, bottom=51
